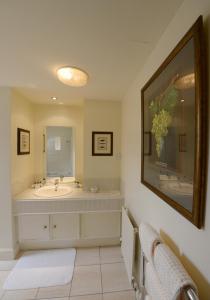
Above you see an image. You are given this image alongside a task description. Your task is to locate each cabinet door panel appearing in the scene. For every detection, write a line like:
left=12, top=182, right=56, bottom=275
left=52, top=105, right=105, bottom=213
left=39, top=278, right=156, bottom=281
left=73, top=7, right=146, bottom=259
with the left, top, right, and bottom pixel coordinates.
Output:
left=51, top=214, right=79, bottom=240
left=18, top=215, right=50, bottom=240
left=81, top=212, right=121, bottom=238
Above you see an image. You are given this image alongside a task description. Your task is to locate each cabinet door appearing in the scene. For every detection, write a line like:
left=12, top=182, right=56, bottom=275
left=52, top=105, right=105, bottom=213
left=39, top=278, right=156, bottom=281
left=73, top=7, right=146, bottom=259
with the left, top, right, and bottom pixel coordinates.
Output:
left=51, top=214, right=79, bottom=240
left=18, top=215, right=50, bottom=240
left=81, top=212, right=121, bottom=239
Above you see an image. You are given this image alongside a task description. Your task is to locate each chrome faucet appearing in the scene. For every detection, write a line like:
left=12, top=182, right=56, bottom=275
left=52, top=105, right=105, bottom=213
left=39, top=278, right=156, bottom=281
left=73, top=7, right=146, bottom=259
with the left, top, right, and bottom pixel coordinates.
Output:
left=54, top=179, right=59, bottom=191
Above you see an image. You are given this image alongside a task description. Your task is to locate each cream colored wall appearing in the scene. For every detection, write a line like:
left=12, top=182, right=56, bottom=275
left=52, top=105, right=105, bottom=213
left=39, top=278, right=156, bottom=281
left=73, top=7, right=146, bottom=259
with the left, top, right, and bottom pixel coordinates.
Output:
left=0, top=88, right=15, bottom=259
left=11, top=90, right=35, bottom=196
left=121, top=0, right=210, bottom=298
left=34, top=104, right=84, bottom=181
left=83, top=100, right=121, bottom=191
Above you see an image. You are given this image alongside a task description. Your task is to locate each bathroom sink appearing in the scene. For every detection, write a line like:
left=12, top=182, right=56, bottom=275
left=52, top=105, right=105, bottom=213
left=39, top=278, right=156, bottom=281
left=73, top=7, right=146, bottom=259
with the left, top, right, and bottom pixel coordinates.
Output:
left=162, top=181, right=193, bottom=196
left=33, top=185, right=72, bottom=198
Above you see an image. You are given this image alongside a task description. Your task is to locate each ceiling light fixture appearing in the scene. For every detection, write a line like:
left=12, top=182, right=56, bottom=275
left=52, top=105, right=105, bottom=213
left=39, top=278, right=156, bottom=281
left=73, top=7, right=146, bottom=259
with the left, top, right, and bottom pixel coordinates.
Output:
left=174, top=73, right=195, bottom=90
left=51, top=96, right=57, bottom=101
left=57, top=66, right=88, bottom=87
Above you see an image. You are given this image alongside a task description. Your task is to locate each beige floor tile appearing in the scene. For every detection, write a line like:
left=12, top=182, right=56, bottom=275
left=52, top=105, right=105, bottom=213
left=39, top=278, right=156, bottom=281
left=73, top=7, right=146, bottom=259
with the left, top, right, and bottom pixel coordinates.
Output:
left=0, top=271, right=10, bottom=288
left=101, top=263, right=131, bottom=293
left=100, top=247, right=123, bottom=264
left=1, top=288, right=37, bottom=300
left=0, top=288, right=5, bottom=299
left=0, top=271, right=10, bottom=299
left=70, top=265, right=102, bottom=296
left=0, top=261, right=17, bottom=271
left=37, top=284, right=71, bottom=299
left=70, top=294, right=102, bottom=300
left=103, top=290, right=135, bottom=300
left=75, top=248, right=100, bottom=266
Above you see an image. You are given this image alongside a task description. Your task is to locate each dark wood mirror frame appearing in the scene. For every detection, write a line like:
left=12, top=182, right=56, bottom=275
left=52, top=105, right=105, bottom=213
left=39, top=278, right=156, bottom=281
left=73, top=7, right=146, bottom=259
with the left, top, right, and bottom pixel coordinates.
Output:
left=141, top=16, right=207, bottom=228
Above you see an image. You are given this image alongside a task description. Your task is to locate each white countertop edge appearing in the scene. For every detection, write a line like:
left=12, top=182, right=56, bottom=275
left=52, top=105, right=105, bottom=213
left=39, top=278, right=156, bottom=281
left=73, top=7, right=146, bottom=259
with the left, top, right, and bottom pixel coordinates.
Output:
left=13, top=188, right=123, bottom=201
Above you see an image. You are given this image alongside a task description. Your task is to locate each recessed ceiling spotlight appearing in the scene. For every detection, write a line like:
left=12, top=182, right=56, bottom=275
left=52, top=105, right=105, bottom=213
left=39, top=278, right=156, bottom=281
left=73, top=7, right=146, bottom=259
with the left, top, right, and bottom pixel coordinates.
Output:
left=57, top=66, right=89, bottom=87
left=51, top=96, right=57, bottom=101
left=180, top=99, right=185, bottom=103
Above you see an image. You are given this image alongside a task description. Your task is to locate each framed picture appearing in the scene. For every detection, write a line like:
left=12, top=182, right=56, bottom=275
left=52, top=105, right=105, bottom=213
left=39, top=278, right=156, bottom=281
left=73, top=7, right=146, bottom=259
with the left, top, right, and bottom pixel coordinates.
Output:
left=17, top=128, right=30, bottom=155
left=141, top=16, right=207, bottom=228
left=92, top=131, right=113, bottom=156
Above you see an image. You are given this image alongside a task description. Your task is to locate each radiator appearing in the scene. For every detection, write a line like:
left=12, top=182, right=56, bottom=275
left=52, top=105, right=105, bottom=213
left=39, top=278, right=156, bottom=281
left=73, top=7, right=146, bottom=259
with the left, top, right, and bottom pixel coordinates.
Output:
left=121, top=206, right=138, bottom=284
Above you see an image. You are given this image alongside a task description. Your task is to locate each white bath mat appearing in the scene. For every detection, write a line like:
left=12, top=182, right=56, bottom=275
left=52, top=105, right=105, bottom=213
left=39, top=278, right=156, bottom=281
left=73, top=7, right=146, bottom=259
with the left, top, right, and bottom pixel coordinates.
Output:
left=3, top=248, right=76, bottom=290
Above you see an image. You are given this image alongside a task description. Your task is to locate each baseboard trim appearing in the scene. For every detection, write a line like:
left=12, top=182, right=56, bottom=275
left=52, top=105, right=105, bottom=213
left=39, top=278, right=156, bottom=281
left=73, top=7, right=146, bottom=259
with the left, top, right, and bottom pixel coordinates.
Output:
left=19, top=237, right=120, bottom=250
left=0, top=248, right=16, bottom=260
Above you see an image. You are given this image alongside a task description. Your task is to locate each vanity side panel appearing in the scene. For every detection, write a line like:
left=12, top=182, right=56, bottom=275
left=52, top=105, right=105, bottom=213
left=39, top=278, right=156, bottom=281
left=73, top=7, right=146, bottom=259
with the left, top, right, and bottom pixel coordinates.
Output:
left=81, top=212, right=121, bottom=238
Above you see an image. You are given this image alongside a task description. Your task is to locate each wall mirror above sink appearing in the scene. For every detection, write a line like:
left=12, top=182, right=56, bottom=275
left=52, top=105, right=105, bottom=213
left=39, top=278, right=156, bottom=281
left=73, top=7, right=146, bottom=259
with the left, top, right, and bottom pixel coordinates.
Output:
left=45, top=126, right=75, bottom=182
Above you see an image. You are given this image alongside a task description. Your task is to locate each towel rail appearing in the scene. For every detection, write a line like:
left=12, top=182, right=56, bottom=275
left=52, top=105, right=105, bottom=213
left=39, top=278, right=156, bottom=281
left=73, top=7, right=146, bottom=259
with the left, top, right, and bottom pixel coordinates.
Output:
left=140, top=252, right=199, bottom=300
left=185, top=287, right=199, bottom=300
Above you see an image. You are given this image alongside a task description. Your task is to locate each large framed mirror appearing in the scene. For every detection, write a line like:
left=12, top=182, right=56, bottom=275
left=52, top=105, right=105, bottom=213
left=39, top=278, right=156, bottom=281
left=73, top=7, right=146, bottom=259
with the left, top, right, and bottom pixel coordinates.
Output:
left=141, top=16, right=207, bottom=228
left=45, top=126, right=75, bottom=179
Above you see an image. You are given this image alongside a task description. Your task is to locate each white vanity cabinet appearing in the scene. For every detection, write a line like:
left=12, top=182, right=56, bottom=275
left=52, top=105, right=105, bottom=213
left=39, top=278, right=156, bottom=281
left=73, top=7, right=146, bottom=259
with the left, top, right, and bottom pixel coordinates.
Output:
left=81, top=212, right=121, bottom=239
left=18, top=215, right=50, bottom=240
left=18, top=213, right=80, bottom=241
left=14, top=193, right=123, bottom=249
left=51, top=214, right=79, bottom=240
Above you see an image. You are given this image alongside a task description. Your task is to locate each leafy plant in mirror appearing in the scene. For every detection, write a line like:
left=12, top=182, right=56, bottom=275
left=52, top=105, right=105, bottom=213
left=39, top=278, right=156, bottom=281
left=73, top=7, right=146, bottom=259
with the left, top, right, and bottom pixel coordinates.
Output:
left=149, top=80, right=179, bottom=157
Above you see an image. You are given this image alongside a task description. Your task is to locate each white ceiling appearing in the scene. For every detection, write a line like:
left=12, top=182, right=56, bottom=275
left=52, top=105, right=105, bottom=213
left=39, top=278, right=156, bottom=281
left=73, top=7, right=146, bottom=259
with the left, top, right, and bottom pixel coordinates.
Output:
left=0, top=0, right=183, bottom=105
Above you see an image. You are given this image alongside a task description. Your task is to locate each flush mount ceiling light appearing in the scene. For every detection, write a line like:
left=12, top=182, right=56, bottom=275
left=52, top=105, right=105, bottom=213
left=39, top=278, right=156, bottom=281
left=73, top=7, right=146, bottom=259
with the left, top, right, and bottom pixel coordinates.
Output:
left=174, top=73, right=195, bottom=90
left=51, top=96, right=57, bottom=101
left=57, top=66, right=89, bottom=87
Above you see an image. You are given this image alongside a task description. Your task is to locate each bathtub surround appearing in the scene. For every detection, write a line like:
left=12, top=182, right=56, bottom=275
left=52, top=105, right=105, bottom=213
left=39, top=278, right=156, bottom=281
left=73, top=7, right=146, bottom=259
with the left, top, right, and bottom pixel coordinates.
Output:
left=121, top=0, right=210, bottom=298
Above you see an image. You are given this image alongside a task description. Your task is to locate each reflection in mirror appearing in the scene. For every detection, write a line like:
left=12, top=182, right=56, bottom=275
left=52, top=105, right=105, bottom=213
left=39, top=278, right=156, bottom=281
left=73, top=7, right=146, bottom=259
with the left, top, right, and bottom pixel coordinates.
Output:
left=46, top=126, right=74, bottom=178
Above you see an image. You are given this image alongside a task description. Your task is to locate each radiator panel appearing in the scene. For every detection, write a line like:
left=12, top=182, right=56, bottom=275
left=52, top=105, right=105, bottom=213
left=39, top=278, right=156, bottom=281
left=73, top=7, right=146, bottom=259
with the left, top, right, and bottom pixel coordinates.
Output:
left=121, top=206, right=137, bottom=283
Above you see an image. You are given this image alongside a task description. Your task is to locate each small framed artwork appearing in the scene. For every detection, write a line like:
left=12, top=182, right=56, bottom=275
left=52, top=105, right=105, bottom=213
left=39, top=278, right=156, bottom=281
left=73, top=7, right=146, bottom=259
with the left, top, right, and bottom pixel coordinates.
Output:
left=92, top=131, right=113, bottom=156
left=141, top=16, right=207, bottom=228
left=17, top=128, right=30, bottom=155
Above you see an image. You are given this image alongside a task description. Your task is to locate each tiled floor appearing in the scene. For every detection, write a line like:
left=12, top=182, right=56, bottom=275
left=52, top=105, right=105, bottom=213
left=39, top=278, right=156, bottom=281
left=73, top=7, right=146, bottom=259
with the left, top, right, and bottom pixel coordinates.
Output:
left=0, top=246, right=135, bottom=300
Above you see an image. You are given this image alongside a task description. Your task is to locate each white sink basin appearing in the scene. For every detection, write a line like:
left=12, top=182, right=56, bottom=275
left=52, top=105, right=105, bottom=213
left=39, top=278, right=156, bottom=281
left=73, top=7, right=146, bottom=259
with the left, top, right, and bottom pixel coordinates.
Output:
left=33, top=185, right=72, bottom=198
left=162, top=181, right=193, bottom=196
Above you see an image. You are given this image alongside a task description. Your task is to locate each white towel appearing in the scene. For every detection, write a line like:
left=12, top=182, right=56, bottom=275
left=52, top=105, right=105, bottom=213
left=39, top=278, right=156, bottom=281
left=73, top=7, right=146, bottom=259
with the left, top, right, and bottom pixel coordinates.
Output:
left=153, top=243, right=197, bottom=299
left=139, top=223, right=161, bottom=262
left=145, top=262, right=170, bottom=300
